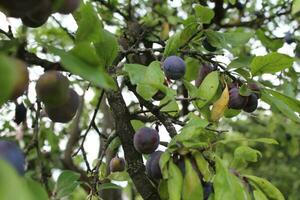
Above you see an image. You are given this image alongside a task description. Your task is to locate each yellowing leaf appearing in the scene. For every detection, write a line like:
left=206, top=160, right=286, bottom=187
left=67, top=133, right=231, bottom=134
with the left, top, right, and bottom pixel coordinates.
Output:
left=161, top=22, right=170, bottom=40
left=211, top=85, right=229, bottom=122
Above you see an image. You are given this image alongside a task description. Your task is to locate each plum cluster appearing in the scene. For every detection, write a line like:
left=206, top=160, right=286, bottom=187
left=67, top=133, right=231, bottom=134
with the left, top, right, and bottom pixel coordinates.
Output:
left=36, top=71, right=79, bottom=123
left=0, top=0, right=80, bottom=28
left=228, top=83, right=260, bottom=113
left=0, top=140, right=25, bottom=175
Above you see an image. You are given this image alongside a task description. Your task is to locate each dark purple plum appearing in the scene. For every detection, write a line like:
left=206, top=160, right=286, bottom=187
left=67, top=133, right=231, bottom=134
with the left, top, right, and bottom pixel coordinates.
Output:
left=133, top=127, right=159, bottom=154
left=228, top=87, right=248, bottom=110
left=109, top=157, right=126, bottom=172
left=45, top=88, right=80, bottom=123
left=243, top=93, right=258, bottom=113
left=21, top=0, right=52, bottom=28
left=247, top=82, right=261, bottom=99
left=58, top=0, right=80, bottom=14
left=0, top=0, right=41, bottom=17
left=146, top=151, right=163, bottom=179
left=0, top=140, right=25, bottom=175
left=163, top=56, right=186, bottom=80
left=195, top=63, right=214, bottom=87
left=14, top=103, right=27, bottom=125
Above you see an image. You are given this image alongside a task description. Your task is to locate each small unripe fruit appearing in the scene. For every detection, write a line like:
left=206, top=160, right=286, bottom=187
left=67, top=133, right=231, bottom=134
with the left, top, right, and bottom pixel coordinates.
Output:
left=243, top=93, right=258, bottom=113
left=247, top=82, right=261, bottom=99
left=109, top=157, right=125, bottom=172
left=36, top=71, right=70, bottom=107
left=10, top=59, right=29, bottom=100
left=163, top=56, right=186, bottom=80
left=0, top=140, right=25, bottom=175
left=146, top=151, right=163, bottom=179
left=228, top=87, right=248, bottom=110
left=45, top=88, right=79, bottom=123
left=195, top=63, right=213, bottom=87
left=133, top=127, right=159, bottom=154
left=58, top=0, right=80, bottom=14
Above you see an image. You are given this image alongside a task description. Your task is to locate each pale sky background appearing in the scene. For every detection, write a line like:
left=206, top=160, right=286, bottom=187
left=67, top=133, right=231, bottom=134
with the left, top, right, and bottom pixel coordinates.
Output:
left=0, top=0, right=299, bottom=197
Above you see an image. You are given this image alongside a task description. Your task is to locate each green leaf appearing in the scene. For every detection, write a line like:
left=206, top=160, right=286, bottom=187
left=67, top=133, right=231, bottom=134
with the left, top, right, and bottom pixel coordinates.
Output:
left=75, top=2, right=103, bottom=43
left=164, top=32, right=182, bottom=57
left=217, top=137, right=278, bottom=145
left=256, top=29, right=283, bottom=51
left=245, top=175, right=285, bottom=200
left=56, top=170, right=81, bottom=198
left=180, top=23, right=201, bottom=45
left=196, top=71, right=219, bottom=108
left=94, top=30, right=119, bottom=67
left=124, top=64, right=147, bottom=85
left=223, top=30, right=254, bottom=47
left=0, top=55, right=16, bottom=106
left=160, top=151, right=171, bottom=179
left=264, top=88, right=300, bottom=113
left=184, top=57, right=201, bottom=81
left=107, top=171, right=130, bottom=181
left=253, top=190, right=268, bottom=200
left=158, top=180, right=169, bottom=200
left=48, top=46, right=116, bottom=90
left=136, top=61, right=165, bottom=100
left=231, top=146, right=262, bottom=170
left=0, top=160, right=34, bottom=200
left=214, top=156, right=248, bottom=200
left=250, top=53, right=294, bottom=76
left=168, top=160, right=183, bottom=200
left=194, top=5, right=215, bottom=24
left=205, top=30, right=227, bottom=49
left=292, top=0, right=300, bottom=16
left=70, top=42, right=102, bottom=66
left=98, top=183, right=122, bottom=190
left=192, top=151, right=213, bottom=182
left=182, top=158, right=203, bottom=200
left=262, top=91, right=300, bottom=123
left=25, top=179, right=49, bottom=200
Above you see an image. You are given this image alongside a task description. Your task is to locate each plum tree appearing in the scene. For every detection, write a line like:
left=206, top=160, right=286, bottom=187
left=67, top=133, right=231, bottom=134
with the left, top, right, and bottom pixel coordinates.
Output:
left=109, top=157, right=126, bottom=172
left=163, top=56, right=186, bottom=80
left=10, top=58, right=29, bottom=100
left=228, top=86, right=248, bottom=110
left=133, top=127, right=159, bottom=154
left=58, top=0, right=80, bottom=14
left=45, top=88, right=79, bottom=123
left=146, top=151, right=163, bottom=179
left=36, top=71, right=70, bottom=107
left=243, top=93, right=258, bottom=113
left=0, top=140, right=25, bottom=175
